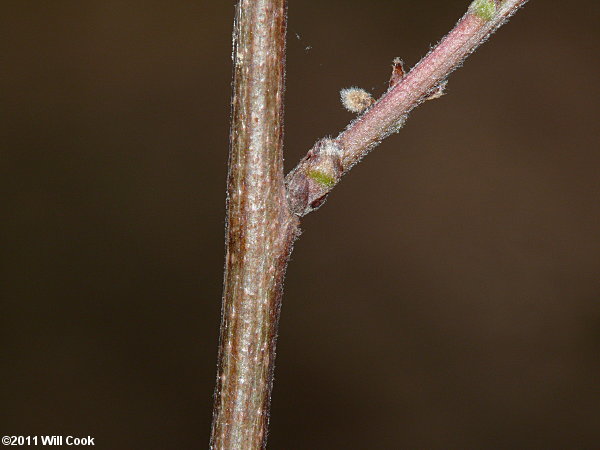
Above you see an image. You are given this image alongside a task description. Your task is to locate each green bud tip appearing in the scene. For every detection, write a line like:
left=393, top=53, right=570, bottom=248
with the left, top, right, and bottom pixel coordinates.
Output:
left=470, top=0, right=496, bottom=21
left=307, top=169, right=336, bottom=188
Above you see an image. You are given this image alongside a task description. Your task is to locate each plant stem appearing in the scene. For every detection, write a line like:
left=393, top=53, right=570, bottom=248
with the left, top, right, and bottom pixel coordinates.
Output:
left=286, top=0, right=530, bottom=216
left=212, top=0, right=531, bottom=447
left=210, top=1, right=297, bottom=449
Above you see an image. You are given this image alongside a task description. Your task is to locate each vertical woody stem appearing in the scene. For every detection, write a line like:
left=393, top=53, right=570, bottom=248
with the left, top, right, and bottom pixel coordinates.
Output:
left=212, top=0, right=531, bottom=446
left=210, top=1, right=297, bottom=449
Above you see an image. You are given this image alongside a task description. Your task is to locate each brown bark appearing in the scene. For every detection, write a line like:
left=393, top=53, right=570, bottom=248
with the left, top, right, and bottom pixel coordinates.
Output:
left=212, top=0, right=530, bottom=447
left=210, top=1, right=297, bottom=448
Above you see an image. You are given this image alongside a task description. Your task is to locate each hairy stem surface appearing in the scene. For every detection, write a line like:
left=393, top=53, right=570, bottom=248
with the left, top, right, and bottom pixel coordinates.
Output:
left=286, top=0, right=529, bottom=216
left=210, top=1, right=297, bottom=448
left=212, top=0, right=531, bottom=447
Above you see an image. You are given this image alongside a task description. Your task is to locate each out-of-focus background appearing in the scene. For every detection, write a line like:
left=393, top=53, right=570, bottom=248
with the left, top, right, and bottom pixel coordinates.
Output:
left=2, top=1, right=599, bottom=448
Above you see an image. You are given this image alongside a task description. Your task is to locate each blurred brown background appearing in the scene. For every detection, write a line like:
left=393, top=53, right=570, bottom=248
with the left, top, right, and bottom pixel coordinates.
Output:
left=2, top=1, right=599, bottom=448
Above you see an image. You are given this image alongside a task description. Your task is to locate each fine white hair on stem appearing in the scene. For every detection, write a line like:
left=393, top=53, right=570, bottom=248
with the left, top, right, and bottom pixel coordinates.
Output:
left=286, top=0, right=530, bottom=216
left=216, top=0, right=533, bottom=446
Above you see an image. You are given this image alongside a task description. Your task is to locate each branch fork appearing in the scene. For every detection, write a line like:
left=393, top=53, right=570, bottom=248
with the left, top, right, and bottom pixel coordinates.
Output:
left=212, top=0, right=531, bottom=447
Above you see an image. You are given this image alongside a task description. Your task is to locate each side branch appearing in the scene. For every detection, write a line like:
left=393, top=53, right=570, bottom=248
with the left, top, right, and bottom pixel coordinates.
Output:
left=211, top=1, right=297, bottom=448
left=286, top=0, right=529, bottom=216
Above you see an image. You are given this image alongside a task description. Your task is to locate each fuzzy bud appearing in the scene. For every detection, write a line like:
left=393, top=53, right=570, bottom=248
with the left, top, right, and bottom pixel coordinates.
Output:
left=470, top=0, right=496, bottom=21
left=340, top=87, right=374, bottom=114
left=285, top=139, right=344, bottom=216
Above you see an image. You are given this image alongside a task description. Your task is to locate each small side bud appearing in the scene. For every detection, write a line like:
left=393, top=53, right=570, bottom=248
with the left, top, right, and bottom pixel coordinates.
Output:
left=469, top=0, right=496, bottom=21
left=340, top=87, right=374, bottom=114
left=317, top=138, right=342, bottom=156
left=307, top=169, right=336, bottom=188
left=425, top=80, right=448, bottom=101
left=285, top=138, right=344, bottom=216
left=389, top=57, right=406, bottom=87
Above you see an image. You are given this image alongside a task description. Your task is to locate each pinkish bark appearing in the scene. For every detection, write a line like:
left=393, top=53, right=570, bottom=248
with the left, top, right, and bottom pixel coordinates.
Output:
left=212, top=0, right=530, bottom=447
left=286, top=0, right=529, bottom=216
left=210, top=1, right=298, bottom=448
